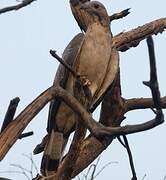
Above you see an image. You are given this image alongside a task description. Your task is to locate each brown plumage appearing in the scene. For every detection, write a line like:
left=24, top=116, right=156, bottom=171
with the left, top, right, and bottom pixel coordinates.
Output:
left=40, top=33, right=85, bottom=176
left=36, top=1, right=119, bottom=177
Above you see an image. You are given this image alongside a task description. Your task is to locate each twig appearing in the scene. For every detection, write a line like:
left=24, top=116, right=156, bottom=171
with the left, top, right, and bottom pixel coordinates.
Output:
left=144, top=36, right=161, bottom=110
left=94, top=161, right=118, bottom=179
left=22, top=153, right=38, bottom=175
left=142, top=174, right=147, bottom=180
left=1, top=97, right=20, bottom=132
left=50, top=50, right=78, bottom=77
left=89, top=157, right=101, bottom=180
left=77, top=157, right=101, bottom=180
left=117, top=136, right=126, bottom=148
left=10, top=164, right=30, bottom=180
left=0, top=97, right=33, bottom=140
left=19, top=131, right=34, bottom=139
left=110, top=8, right=131, bottom=22
left=122, top=135, right=137, bottom=180
left=0, top=0, right=37, bottom=15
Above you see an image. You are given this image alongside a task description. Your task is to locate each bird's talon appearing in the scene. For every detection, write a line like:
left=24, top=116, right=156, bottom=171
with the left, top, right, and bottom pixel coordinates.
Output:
left=79, top=75, right=91, bottom=86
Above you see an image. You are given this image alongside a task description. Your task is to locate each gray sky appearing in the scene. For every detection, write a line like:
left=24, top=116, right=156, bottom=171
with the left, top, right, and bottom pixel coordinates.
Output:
left=0, top=0, right=166, bottom=179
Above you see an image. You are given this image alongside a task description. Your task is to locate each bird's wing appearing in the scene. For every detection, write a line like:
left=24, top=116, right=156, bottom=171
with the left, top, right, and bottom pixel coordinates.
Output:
left=33, top=33, right=84, bottom=155
left=90, top=48, right=119, bottom=112
left=47, top=33, right=84, bottom=133
left=73, top=24, right=119, bottom=112
left=39, top=33, right=85, bottom=176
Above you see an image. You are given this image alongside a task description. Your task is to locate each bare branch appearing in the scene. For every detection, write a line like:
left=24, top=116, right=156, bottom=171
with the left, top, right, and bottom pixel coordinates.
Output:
left=0, top=86, right=57, bottom=160
left=125, top=96, right=166, bottom=112
left=110, top=8, right=131, bottom=22
left=144, top=36, right=161, bottom=110
left=122, top=135, right=137, bottom=180
left=50, top=50, right=78, bottom=77
left=0, top=0, right=37, bottom=15
left=1, top=97, right=20, bottom=132
left=22, top=153, right=39, bottom=175
left=0, top=97, right=34, bottom=140
left=19, top=131, right=34, bottom=139
left=113, top=18, right=166, bottom=51
left=94, top=161, right=118, bottom=179
left=117, top=136, right=126, bottom=148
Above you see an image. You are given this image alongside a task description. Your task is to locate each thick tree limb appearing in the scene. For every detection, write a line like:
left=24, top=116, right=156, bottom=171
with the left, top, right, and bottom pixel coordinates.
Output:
left=0, top=87, right=56, bottom=160
left=113, top=18, right=166, bottom=51
left=0, top=85, right=116, bottom=161
left=125, top=96, right=166, bottom=112
left=0, top=0, right=37, bottom=15
left=56, top=123, right=86, bottom=180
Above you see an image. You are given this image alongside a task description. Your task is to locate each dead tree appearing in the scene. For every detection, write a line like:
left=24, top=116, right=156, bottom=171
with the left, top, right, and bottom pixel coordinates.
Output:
left=0, top=1, right=166, bottom=180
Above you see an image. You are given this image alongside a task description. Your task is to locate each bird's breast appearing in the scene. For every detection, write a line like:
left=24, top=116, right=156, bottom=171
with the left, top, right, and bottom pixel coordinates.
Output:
left=75, top=23, right=114, bottom=98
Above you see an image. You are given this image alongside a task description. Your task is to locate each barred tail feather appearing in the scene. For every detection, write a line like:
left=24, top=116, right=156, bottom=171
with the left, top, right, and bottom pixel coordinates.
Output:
left=40, top=131, right=63, bottom=176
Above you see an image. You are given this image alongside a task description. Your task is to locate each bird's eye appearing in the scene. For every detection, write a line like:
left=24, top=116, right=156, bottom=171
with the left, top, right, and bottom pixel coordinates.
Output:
left=94, top=4, right=99, bottom=9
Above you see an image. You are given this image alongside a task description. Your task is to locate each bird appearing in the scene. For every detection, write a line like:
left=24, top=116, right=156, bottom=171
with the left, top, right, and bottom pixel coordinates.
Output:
left=35, top=1, right=119, bottom=177
left=38, top=33, right=85, bottom=176
left=72, top=1, right=119, bottom=112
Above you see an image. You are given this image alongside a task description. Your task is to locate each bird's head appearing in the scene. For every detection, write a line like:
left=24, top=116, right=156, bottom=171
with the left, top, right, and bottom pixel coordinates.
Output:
left=80, top=1, right=110, bottom=26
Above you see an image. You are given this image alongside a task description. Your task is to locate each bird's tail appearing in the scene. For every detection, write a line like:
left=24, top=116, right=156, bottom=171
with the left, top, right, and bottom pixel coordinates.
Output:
left=40, top=130, right=64, bottom=176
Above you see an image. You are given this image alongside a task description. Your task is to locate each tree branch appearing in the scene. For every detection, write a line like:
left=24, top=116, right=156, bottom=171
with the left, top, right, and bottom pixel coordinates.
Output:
left=50, top=50, right=78, bottom=77
left=0, top=86, right=56, bottom=160
left=122, top=135, right=137, bottom=180
left=19, top=131, right=34, bottom=139
left=0, top=97, right=33, bottom=140
left=0, top=0, right=37, bottom=15
left=1, top=97, right=20, bottom=133
left=125, top=96, right=166, bottom=112
left=110, top=8, right=131, bottom=22
left=113, top=18, right=166, bottom=51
